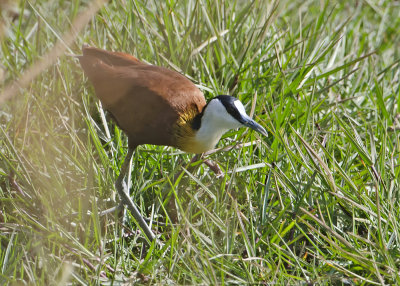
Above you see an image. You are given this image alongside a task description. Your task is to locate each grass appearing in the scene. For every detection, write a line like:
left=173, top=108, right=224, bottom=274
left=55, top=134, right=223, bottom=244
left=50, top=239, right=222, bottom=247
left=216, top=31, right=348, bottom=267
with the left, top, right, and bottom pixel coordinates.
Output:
left=1, top=0, right=400, bottom=284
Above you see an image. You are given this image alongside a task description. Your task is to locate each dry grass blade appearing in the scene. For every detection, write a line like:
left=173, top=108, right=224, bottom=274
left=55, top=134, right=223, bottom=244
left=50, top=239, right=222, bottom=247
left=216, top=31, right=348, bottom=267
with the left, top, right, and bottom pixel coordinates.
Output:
left=0, top=0, right=108, bottom=105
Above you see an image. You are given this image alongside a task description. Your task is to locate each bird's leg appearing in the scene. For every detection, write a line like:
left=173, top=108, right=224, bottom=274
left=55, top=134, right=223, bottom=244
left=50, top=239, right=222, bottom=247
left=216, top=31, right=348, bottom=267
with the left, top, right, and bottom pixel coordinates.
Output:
left=115, top=147, right=156, bottom=242
left=98, top=204, right=123, bottom=216
left=202, top=158, right=224, bottom=178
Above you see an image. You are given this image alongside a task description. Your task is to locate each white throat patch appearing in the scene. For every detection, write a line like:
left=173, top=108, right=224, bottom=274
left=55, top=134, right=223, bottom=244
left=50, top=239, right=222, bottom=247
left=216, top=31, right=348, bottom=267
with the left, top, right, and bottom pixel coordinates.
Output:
left=192, top=98, right=246, bottom=152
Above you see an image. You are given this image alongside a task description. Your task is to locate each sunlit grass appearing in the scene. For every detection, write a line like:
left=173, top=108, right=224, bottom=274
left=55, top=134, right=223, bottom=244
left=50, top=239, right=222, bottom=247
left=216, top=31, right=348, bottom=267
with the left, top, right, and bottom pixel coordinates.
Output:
left=1, top=0, right=399, bottom=284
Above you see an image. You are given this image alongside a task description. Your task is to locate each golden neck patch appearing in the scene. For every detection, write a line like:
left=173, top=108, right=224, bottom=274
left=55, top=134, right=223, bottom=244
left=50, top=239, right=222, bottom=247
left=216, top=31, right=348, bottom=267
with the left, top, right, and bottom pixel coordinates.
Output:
left=172, top=109, right=208, bottom=154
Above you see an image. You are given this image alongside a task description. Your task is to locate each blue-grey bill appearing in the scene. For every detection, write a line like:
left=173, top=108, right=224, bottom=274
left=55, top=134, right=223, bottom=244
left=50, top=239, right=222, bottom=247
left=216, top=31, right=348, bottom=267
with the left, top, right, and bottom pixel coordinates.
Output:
left=244, top=119, right=268, bottom=137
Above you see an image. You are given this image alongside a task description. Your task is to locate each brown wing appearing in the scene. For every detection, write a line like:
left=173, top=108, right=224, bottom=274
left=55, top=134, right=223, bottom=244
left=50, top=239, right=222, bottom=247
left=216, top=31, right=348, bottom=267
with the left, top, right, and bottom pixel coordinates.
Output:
left=79, top=46, right=206, bottom=147
left=81, top=44, right=145, bottom=67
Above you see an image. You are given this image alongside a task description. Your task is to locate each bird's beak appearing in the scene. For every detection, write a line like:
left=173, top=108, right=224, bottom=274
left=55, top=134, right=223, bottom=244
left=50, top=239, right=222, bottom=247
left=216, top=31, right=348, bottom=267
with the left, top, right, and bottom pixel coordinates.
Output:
left=243, top=118, right=268, bottom=137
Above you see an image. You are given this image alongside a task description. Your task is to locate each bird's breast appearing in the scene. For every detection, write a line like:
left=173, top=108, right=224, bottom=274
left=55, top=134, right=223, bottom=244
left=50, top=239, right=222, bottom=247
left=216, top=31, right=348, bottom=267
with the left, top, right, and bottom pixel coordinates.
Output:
left=173, top=116, right=226, bottom=154
left=172, top=108, right=212, bottom=153
left=176, top=136, right=217, bottom=154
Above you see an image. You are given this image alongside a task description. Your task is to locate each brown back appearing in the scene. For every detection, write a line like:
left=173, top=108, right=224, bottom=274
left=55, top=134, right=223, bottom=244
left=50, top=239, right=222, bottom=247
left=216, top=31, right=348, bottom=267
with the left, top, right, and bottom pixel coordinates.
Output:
left=79, top=46, right=206, bottom=148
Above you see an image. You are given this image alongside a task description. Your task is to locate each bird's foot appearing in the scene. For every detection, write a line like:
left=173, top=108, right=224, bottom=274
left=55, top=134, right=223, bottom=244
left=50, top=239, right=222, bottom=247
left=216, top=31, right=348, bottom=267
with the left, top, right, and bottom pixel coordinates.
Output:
left=115, top=174, right=156, bottom=242
left=203, top=159, right=224, bottom=178
left=99, top=202, right=124, bottom=216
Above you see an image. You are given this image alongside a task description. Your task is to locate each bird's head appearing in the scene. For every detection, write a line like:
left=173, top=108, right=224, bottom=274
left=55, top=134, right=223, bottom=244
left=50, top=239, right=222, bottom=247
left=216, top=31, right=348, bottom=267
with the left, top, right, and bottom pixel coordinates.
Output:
left=201, top=95, right=268, bottom=137
left=184, top=95, right=267, bottom=153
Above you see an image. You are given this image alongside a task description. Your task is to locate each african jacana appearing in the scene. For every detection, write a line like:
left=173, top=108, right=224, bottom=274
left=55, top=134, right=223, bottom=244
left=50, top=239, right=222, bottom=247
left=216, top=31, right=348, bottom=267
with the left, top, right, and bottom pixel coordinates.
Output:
left=79, top=45, right=267, bottom=242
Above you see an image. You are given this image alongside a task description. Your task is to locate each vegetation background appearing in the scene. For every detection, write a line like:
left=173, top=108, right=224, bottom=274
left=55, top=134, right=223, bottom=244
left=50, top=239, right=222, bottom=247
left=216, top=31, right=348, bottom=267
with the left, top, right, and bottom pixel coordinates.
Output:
left=1, top=0, right=399, bottom=284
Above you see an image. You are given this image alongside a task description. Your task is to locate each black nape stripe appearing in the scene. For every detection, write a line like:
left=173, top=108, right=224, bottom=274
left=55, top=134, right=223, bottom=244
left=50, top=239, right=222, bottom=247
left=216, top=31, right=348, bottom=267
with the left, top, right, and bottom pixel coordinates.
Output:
left=216, top=95, right=246, bottom=124
left=191, top=100, right=212, bottom=130
left=191, top=95, right=245, bottom=131
left=191, top=113, right=203, bottom=130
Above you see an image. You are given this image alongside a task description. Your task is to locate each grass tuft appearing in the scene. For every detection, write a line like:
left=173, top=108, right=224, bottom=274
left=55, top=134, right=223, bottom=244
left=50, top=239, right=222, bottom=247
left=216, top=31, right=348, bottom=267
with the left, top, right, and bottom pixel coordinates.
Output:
left=1, top=0, right=400, bottom=284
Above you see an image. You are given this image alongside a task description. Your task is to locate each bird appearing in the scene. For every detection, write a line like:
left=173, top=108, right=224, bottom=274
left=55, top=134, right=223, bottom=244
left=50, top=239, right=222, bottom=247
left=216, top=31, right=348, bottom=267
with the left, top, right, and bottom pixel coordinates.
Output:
left=78, top=45, right=267, bottom=242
